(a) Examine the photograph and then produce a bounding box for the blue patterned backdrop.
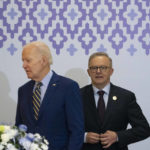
[0,0,150,56]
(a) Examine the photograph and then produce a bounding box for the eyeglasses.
[89,66,110,73]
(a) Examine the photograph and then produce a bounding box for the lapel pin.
[52,83,56,86]
[112,96,117,101]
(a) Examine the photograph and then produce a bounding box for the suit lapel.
[24,81,36,123]
[102,83,117,127]
[87,85,101,127]
[38,72,59,119]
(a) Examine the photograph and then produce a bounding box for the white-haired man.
[15,41,84,150]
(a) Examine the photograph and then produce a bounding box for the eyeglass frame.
[89,65,111,73]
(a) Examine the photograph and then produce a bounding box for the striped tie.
[32,82,42,120]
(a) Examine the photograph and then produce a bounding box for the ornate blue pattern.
[0,0,150,56]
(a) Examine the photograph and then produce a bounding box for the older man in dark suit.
[81,52,150,150]
[15,41,84,150]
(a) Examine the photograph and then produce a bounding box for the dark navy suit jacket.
[15,71,84,150]
[81,83,150,150]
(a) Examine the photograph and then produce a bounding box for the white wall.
[0,45,150,149]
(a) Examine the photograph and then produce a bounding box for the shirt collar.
[39,70,53,87]
[92,83,111,95]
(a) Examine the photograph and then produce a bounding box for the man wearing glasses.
[81,52,150,150]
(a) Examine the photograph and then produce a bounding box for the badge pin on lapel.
[52,83,56,86]
[112,96,117,101]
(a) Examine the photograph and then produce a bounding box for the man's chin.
[93,80,106,85]
[26,74,32,79]
[95,78,104,83]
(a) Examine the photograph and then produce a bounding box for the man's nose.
[22,61,26,68]
[97,67,102,73]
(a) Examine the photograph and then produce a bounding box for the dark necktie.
[97,90,105,123]
[32,82,42,120]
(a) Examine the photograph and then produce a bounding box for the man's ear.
[41,55,48,65]
[110,68,114,76]
[87,68,90,76]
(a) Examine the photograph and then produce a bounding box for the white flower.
[0,141,7,146]
[4,125,11,131]
[34,133,41,139]
[1,133,10,143]
[7,129,18,139]
[30,143,40,150]
[0,145,4,150]
[44,139,49,145]
[41,144,49,150]
[6,143,18,150]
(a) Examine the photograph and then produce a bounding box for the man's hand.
[100,130,118,148]
[86,132,100,144]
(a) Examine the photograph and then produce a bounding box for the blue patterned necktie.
[32,82,42,120]
[97,90,105,123]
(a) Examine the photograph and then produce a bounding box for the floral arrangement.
[0,124,49,150]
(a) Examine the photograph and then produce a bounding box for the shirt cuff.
[84,132,87,143]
